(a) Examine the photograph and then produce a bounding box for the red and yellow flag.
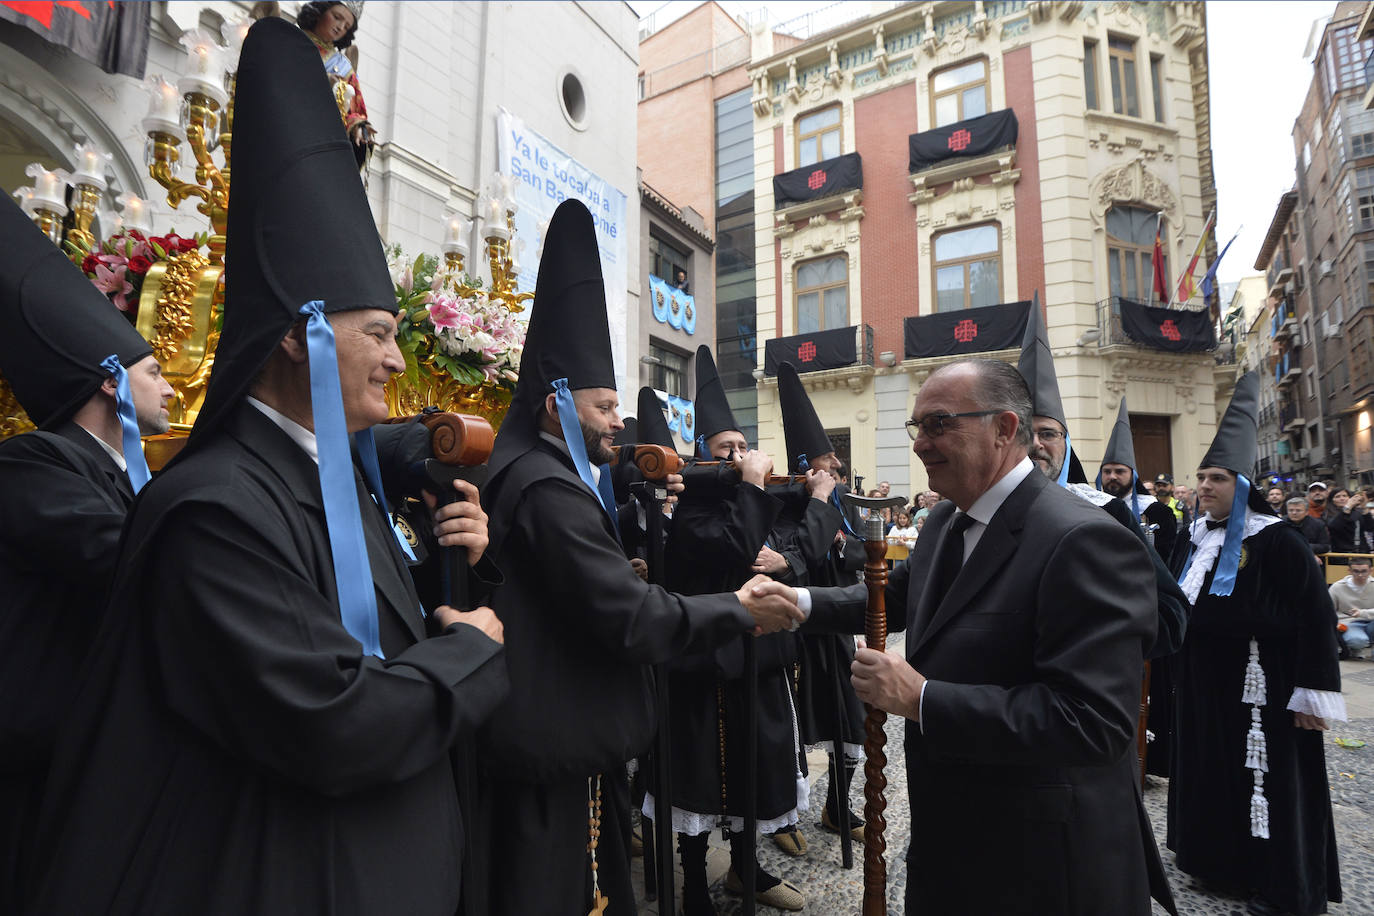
[1174,212,1215,304]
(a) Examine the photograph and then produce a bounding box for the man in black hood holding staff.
[476,199,802,916]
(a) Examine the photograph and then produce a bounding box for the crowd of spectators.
[1260,480,1374,660]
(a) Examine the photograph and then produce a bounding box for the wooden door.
[1130,414,1174,481]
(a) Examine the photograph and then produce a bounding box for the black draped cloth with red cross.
[773,152,863,209]
[763,326,857,375]
[1118,298,1215,352]
[904,300,1031,359]
[908,109,1018,173]
[0,1,150,77]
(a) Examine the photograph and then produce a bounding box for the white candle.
[142,75,186,139]
[117,192,151,235]
[222,17,251,64]
[441,215,471,257]
[23,162,70,212]
[484,197,510,240]
[72,143,110,189]
[177,30,229,107]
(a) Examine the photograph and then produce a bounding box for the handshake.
[733,577,803,635]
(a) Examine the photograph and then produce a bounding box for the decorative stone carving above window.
[1088,157,1178,229]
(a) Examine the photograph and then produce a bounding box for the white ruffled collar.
[1178,509,1281,605]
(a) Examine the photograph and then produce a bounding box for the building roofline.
[639,179,715,249]
[1253,190,1298,270]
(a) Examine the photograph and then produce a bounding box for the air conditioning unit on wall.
[1320,259,1335,278]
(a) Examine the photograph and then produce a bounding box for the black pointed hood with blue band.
[0,193,153,490]
[692,345,738,456]
[193,16,395,445]
[777,360,832,475]
[636,386,676,450]
[487,199,619,529]
[1180,371,1271,597]
[1095,396,1143,521]
[195,17,398,657]
[1017,290,1079,487]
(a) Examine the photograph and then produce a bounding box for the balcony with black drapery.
[1097,296,1216,353]
[763,324,874,376]
[773,152,863,209]
[903,299,1031,360]
[908,109,1018,174]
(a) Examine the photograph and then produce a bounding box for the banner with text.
[497,107,630,401]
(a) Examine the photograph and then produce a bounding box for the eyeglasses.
[905,410,999,440]
[1031,427,1065,442]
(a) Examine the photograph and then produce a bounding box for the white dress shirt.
[248,396,319,464]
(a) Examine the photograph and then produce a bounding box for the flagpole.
[1168,209,1214,308]
[1152,210,1165,306]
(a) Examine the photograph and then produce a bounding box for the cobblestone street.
[634,654,1374,915]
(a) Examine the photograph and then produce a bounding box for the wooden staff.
[841,491,907,916]
[623,459,676,907]
[395,412,495,916]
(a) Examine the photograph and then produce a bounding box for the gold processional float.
[3,22,530,466]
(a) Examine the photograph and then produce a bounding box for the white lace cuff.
[1286,688,1348,722]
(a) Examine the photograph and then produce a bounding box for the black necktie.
[1205,517,1228,531]
[930,512,976,603]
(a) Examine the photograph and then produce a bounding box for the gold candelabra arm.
[65,182,103,256]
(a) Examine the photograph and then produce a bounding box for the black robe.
[771,490,867,750]
[477,438,755,915]
[1167,520,1342,915]
[28,404,509,915]
[0,423,133,912]
[657,477,801,825]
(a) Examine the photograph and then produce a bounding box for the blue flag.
[1200,231,1237,300]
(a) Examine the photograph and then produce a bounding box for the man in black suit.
[752,358,1172,915]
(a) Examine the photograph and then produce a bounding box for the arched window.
[931,58,988,127]
[1106,205,1166,301]
[933,224,1001,311]
[795,255,848,332]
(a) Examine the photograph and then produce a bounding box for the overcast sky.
[631,0,1339,285]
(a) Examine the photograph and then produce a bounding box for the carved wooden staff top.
[842,491,906,916]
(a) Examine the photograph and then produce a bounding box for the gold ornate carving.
[384,377,514,433]
[0,376,35,438]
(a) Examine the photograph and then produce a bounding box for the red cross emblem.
[948,129,972,152]
[798,341,817,362]
[1160,319,1181,342]
[953,319,979,343]
[807,169,827,190]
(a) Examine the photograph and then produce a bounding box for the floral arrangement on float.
[73,229,208,315]
[381,174,533,430]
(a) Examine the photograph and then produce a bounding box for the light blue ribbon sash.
[99,354,151,493]
[1056,433,1072,488]
[300,301,383,658]
[1208,474,1250,597]
[551,377,618,533]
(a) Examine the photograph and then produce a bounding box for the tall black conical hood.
[777,361,832,474]
[637,386,675,449]
[489,198,617,479]
[1017,290,1065,426]
[1100,397,1137,471]
[612,417,638,446]
[693,345,738,443]
[0,193,151,428]
[191,16,394,444]
[1201,371,1259,477]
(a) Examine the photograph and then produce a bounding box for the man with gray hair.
[752,357,1173,914]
